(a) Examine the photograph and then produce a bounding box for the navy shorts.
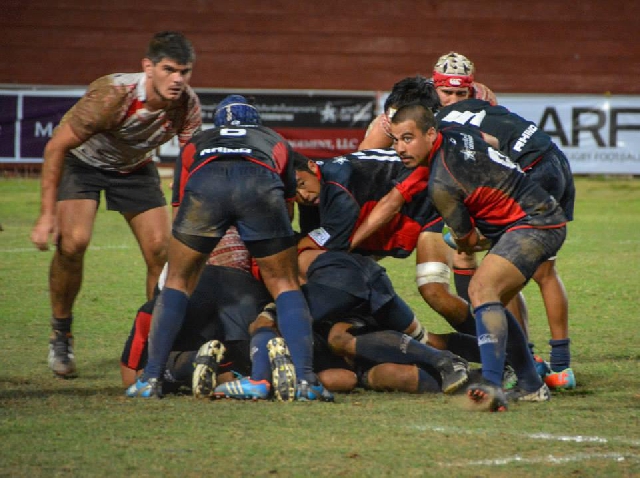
[527,145,575,221]
[490,226,567,280]
[57,153,166,213]
[173,160,295,255]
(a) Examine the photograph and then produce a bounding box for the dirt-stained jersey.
[436,98,553,170]
[302,148,441,257]
[426,128,567,241]
[172,124,296,206]
[61,72,201,172]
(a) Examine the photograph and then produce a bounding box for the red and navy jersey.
[436,99,553,170]
[426,128,567,241]
[303,148,441,258]
[172,125,295,206]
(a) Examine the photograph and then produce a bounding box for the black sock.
[453,268,474,303]
[452,307,477,336]
[355,330,449,369]
[444,332,481,363]
[51,316,73,335]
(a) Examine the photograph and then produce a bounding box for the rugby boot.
[438,354,470,395]
[466,379,508,412]
[506,382,551,402]
[126,378,163,399]
[192,340,226,399]
[533,354,551,378]
[48,330,77,379]
[544,368,576,390]
[267,337,296,402]
[213,377,270,400]
[295,379,334,402]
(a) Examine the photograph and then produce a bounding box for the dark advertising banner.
[1,89,375,163]
[157,92,374,161]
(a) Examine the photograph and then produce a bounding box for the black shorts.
[526,145,575,221]
[173,160,295,256]
[57,153,166,213]
[490,226,567,280]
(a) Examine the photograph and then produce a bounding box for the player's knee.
[57,231,91,258]
[365,364,419,393]
[327,327,356,357]
[317,368,357,392]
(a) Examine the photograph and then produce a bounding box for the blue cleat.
[267,337,296,402]
[213,377,271,400]
[295,379,334,402]
[125,378,162,399]
[533,354,551,378]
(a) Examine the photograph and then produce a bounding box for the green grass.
[1,177,639,477]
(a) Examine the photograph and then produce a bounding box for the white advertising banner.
[498,94,640,175]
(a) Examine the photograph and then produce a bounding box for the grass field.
[1,176,639,477]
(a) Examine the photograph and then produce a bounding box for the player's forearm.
[39,148,67,216]
[350,189,404,248]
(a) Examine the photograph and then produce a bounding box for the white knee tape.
[416,262,451,287]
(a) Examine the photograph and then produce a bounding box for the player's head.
[432,51,475,106]
[292,152,321,206]
[384,75,441,116]
[389,104,437,168]
[146,31,195,66]
[143,31,195,102]
[213,95,262,127]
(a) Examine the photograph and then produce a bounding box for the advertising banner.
[2,87,639,174]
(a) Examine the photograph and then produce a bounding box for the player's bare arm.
[349,187,405,250]
[31,122,84,250]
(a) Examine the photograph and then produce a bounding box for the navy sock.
[474,302,508,386]
[355,330,449,370]
[143,288,189,381]
[417,368,441,394]
[373,295,415,332]
[453,268,474,303]
[250,327,278,381]
[504,309,542,391]
[549,338,571,372]
[275,290,314,382]
[445,332,481,363]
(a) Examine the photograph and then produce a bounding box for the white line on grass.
[0,245,133,253]
[441,452,637,467]
[412,424,640,447]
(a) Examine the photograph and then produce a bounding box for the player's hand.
[31,214,58,251]
[455,228,491,254]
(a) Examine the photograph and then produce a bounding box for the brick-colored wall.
[2,0,639,94]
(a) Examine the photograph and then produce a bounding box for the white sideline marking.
[0,245,133,253]
[442,452,636,467]
[412,425,640,447]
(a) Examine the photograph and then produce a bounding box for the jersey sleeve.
[394,166,429,202]
[61,76,128,141]
[171,141,197,206]
[177,92,203,148]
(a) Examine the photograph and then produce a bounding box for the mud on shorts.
[172,160,295,257]
[57,153,166,213]
[489,226,567,280]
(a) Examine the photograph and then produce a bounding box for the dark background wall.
[2,0,639,94]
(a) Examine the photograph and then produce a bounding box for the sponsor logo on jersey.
[200,147,253,156]
[513,124,538,152]
[308,227,331,246]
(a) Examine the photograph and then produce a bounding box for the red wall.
[2,0,639,94]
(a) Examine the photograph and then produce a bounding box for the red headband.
[432,71,474,89]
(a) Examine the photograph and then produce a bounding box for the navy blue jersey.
[436,99,553,170]
[426,129,567,242]
[172,125,296,206]
[303,149,441,258]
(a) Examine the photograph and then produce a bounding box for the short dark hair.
[146,31,195,65]
[384,75,441,114]
[292,151,313,172]
[391,104,436,133]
